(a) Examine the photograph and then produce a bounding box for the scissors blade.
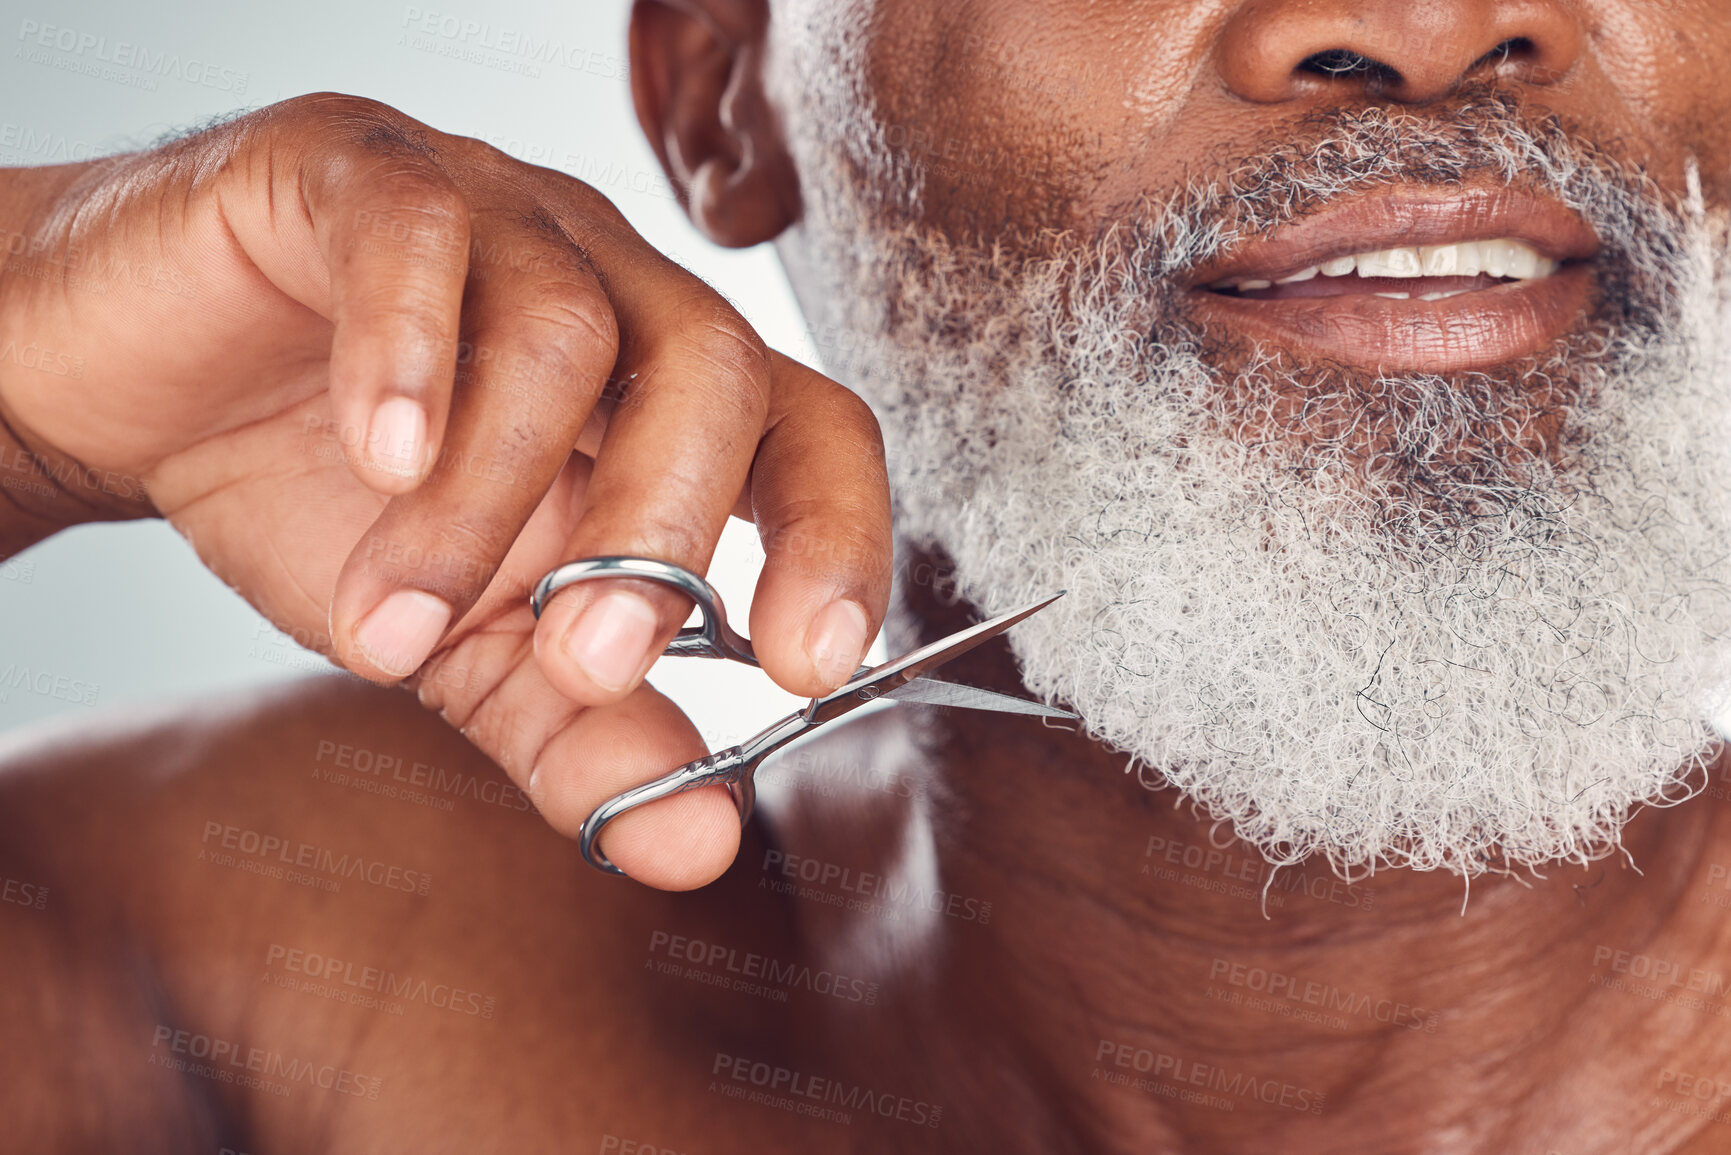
[880,677,1078,720]
[805,590,1067,727]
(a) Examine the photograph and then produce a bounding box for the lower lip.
[1189,264,1595,372]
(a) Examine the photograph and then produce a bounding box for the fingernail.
[367,396,427,478]
[807,599,870,688]
[562,589,659,693]
[354,589,452,678]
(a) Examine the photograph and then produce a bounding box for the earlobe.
[691,154,794,247]
[630,0,800,248]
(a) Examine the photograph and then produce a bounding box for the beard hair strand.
[779,86,1731,878]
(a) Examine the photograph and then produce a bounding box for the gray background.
[0,0,850,750]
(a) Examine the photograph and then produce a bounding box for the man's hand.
[0,93,892,889]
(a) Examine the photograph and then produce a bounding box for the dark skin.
[8,613,1731,1152]
[6,0,1731,1151]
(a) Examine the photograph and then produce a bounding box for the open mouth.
[1208,239,1560,300]
[1187,188,1601,372]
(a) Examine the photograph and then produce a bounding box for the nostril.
[1296,49,1402,87]
[1477,36,1537,69]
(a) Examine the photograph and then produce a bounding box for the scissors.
[531,556,1075,875]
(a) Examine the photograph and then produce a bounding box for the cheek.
[857,2,1227,237]
[1579,4,1731,206]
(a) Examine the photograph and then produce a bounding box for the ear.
[629,0,800,247]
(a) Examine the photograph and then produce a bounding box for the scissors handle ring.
[577,746,759,875]
[531,556,758,666]
[535,557,1070,879]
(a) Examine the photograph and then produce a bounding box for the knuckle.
[674,305,773,407]
[343,177,469,263]
[594,505,714,569]
[762,503,884,572]
[557,177,632,233]
[534,274,620,354]
[415,522,505,599]
[444,132,513,171]
[365,171,467,227]
[434,512,503,559]
[825,386,887,445]
[299,93,444,167]
[342,282,455,343]
[645,509,714,564]
[286,91,394,124]
[510,275,621,390]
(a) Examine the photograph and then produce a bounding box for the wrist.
[0,163,154,560]
[0,396,157,561]
[0,405,85,559]
[0,162,89,272]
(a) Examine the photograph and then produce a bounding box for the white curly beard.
[773,74,1731,876]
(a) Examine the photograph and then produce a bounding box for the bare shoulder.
[0,676,813,1153]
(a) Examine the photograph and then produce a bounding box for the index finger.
[529,241,776,701]
[242,96,472,494]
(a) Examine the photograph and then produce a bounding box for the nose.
[1216,0,1584,105]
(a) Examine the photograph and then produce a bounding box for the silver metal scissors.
[531,556,1075,875]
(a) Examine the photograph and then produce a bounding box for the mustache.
[1129,85,1687,325]
[964,89,1712,543]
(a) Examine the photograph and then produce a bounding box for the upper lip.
[1184,183,1602,288]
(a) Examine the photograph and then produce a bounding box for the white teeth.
[1219,238,1561,292]
[1355,248,1423,278]
[1483,240,1512,278]
[1505,244,1539,279]
[1419,245,1459,276]
[1374,291,1410,300]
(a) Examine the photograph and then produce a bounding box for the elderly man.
[3,0,1730,1150]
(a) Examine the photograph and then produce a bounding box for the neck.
[866,541,1727,1154]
